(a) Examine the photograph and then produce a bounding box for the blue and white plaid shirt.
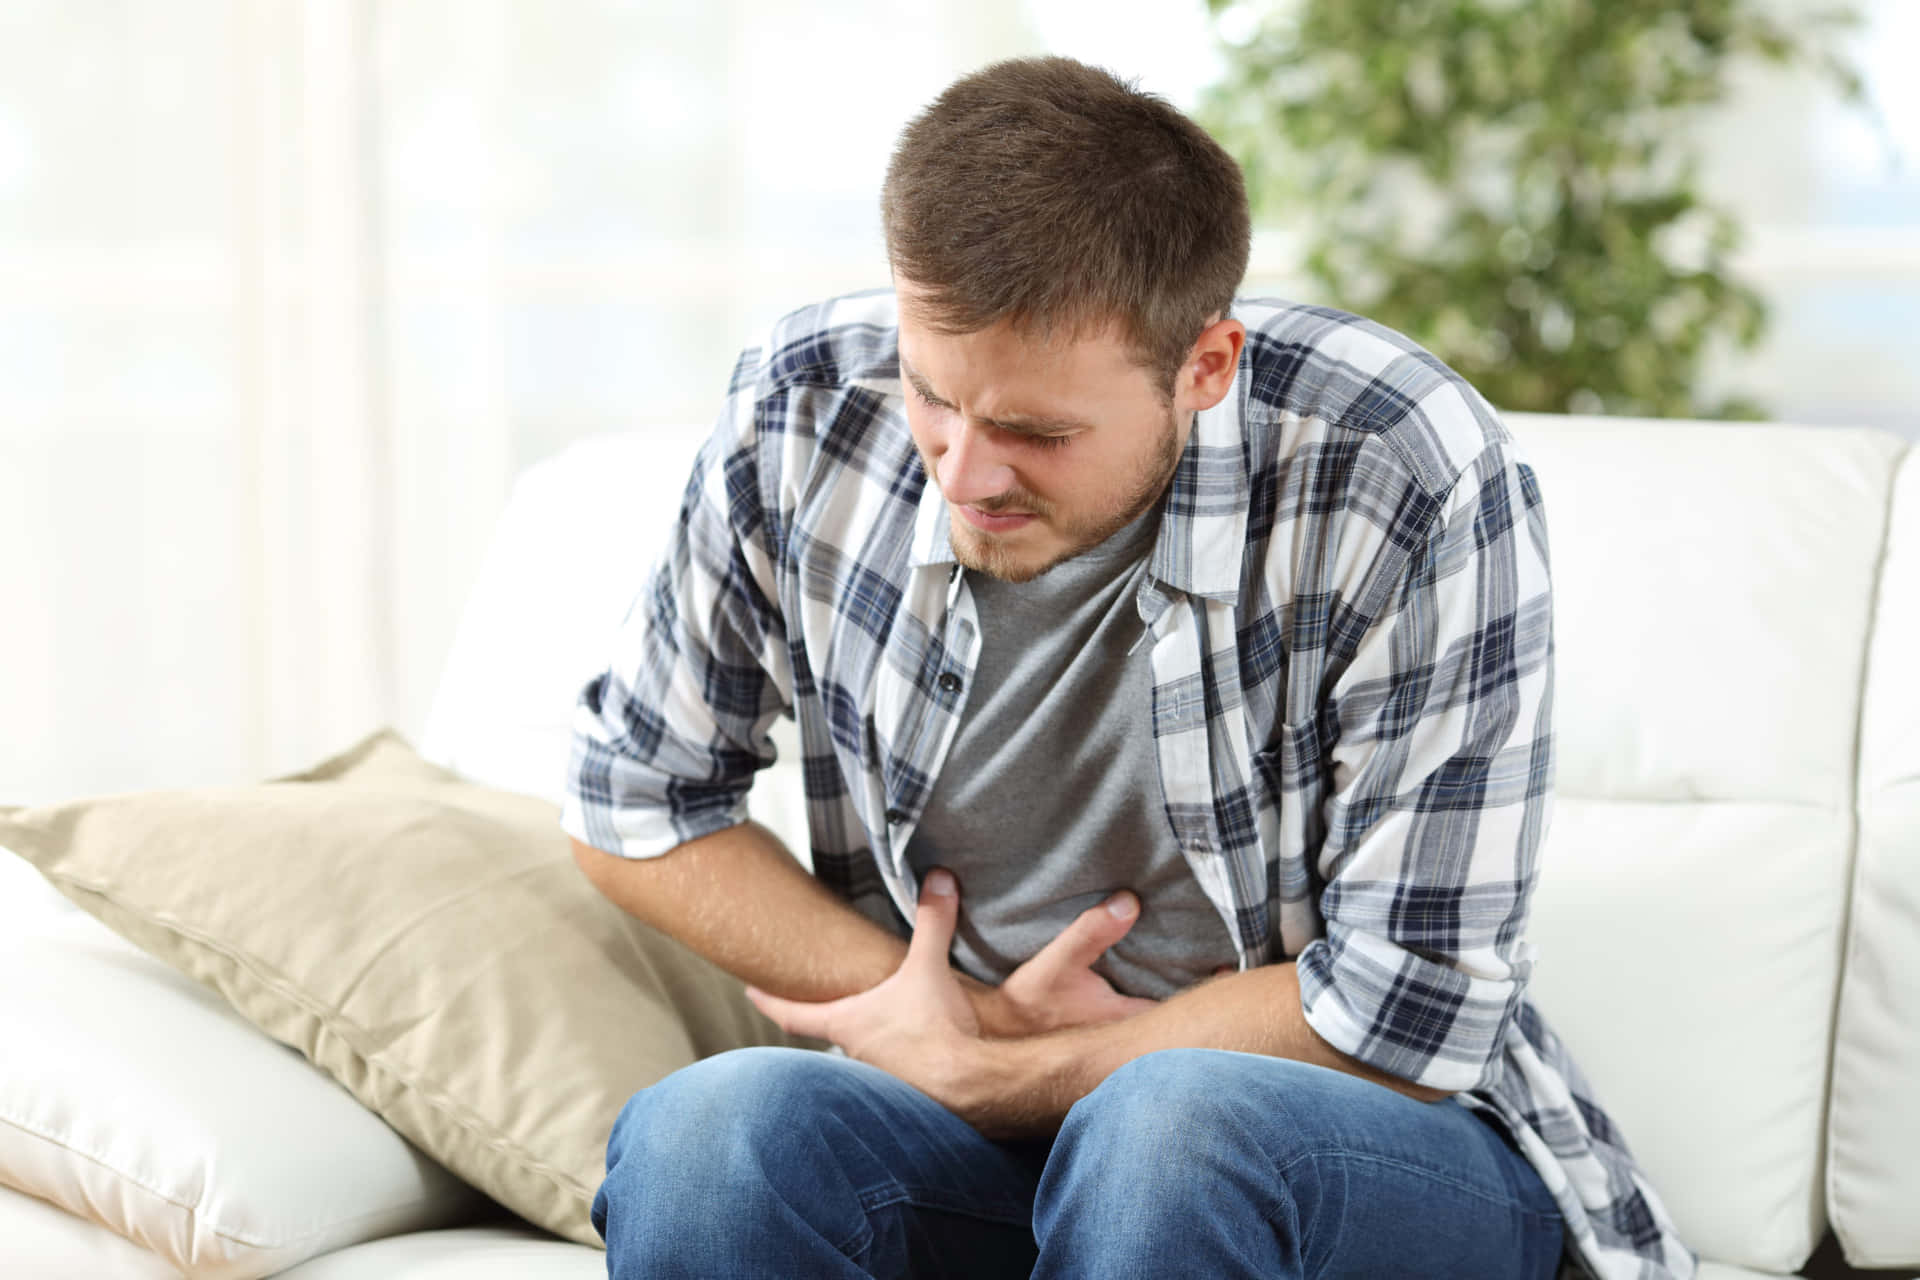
[562,289,1696,1280]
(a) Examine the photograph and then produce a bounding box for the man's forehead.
[898,310,1132,375]
[896,347,1092,434]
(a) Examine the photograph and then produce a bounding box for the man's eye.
[912,384,946,409]
[1028,433,1072,451]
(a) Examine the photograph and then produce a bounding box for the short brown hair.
[881,56,1251,398]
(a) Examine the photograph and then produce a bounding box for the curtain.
[0,0,1039,801]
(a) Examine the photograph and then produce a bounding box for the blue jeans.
[593,1045,1566,1278]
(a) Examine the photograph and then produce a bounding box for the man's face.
[896,279,1191,584]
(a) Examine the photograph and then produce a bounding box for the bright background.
[2,0,1915,801]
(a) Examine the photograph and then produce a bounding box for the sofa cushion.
[1525,799,1845,1270]
[0,1182,182,1280]
[1506,415,1907,1273]
[0,728,819,1251]
[0,900,488,1278]
[1829,440,1920,1269]
[273,1224,605,1279]
[1506,415,1905,810]
[1693,1266,1821,1280]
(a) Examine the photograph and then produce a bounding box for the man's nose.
[935,418,1015,507]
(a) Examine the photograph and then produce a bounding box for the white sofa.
[3,409,1916,1280]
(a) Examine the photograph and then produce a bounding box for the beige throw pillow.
[0,727,820,1248]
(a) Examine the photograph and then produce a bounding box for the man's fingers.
[1025,891,1140,979]
[907,868,961,973]
[745,985,835,1041]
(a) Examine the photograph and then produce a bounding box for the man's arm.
[573,824,1149,1037]
[571,822,908,1003]
[746,873,1448,1141]
[562,351,1156,1037]
[560,351,936,1014]
[951,962,1450,1139]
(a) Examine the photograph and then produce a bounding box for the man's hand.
[746,869,1439,1137]
[968,891,1159,1037]
[745,868,985,1112]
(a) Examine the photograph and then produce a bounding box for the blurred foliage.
[1199,0,1869,418]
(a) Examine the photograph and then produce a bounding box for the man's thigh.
[1034,1048,1565,1280]
[601,1045,1563,1278]
[597,1046,1049,1278]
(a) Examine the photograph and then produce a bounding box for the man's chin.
[950,521,1062,584]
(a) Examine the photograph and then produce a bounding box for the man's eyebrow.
[898,359,949,404]
[897,355,1089,436]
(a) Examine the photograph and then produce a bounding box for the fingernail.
[1107,892,1137,920]
[925,870,956,898]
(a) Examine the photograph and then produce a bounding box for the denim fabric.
[593,1046,1566,1279]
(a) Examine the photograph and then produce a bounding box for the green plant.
[1199,0,1868,418]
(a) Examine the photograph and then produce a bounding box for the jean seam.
[830,1215,875,1264]
[1276,1148,1565,1223]
[857,1181,1035,1229]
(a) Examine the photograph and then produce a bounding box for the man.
[563,55,1694,1280]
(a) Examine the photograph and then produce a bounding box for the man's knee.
[598,1047,841,1233]
[1041,1050,1329,1210]
[605,1045,836,1176]
[1060,1048,1379,1152]
[599,1043,840,1205]
[595,1046,866,1270]
[1057,1048,1271,1149]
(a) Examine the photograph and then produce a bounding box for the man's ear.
[1182,316,1246,412]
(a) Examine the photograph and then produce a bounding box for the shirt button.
[938,671,963,694]
[885,808,907,825]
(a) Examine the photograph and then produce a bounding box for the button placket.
[880,569,978,889]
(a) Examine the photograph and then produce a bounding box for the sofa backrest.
[422,412,1918,1274]
[1504,413,1911,1274]
[1829,441,1920,1270]
[418,426,709,808]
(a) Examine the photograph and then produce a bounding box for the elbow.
[569,836,616,889]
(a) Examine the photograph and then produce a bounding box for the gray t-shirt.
[905,508,1241,1000]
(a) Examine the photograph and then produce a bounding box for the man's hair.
[881,56,1251,399]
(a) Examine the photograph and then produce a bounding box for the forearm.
[572,820,908,1002]
[575,821,1031,1034]
[960,961,1450,1138]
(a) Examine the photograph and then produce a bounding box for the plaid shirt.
[562,289,1696,1280]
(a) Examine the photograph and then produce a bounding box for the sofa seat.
[0,1184,1805,1280]
[284,1230,1798,1280]
[0,1193,604,1280]
[273,1226,603,1278]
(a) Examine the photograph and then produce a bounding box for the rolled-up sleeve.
[560,356,794,861]
[1295,438,1555,1095]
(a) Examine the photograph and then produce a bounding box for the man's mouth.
[957,503,1037,533]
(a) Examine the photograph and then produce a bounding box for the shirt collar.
[909,457,957,570]
[1146,362,1249,603]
